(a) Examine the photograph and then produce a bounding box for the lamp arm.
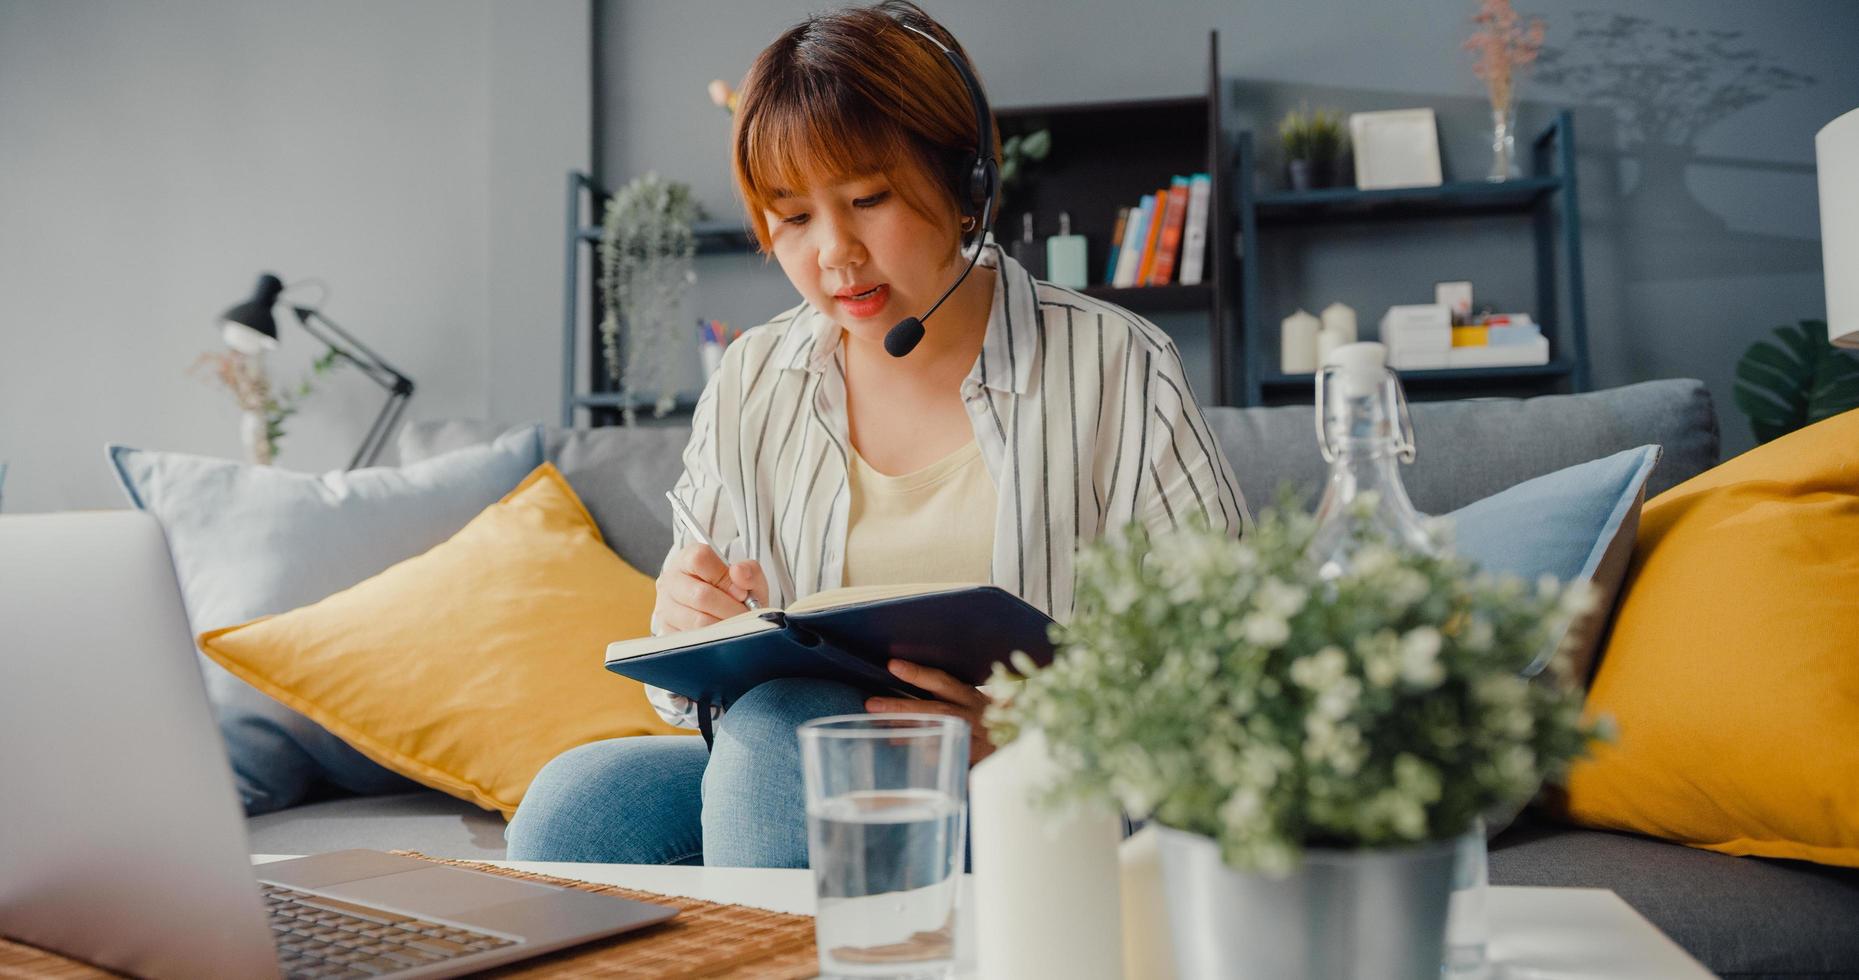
[287,307,417,469]
[291,307,415,395]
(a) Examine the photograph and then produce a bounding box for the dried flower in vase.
[191,349,338,465]
[1464,0,1546,113]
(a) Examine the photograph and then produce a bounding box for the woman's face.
[762,167,964,342]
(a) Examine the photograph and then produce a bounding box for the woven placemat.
[0,851,818,980]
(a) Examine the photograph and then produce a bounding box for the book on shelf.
[1112,194,1154,287]
[1148,176,1192,286]
[1178,173,1212,286]
[604,583,1058,721]
[1134,185,1169,286]
[1102,206,1131,285]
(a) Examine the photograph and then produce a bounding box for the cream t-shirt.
[843,438,997,588]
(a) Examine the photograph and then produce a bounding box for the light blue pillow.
[107,426,544,815]
[1445,444,1662,681]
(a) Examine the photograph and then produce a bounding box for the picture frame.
[1350,108,1444,190]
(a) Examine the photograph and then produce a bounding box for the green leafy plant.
[1278,106,1347,162]
[987,502,1605,875]
[1734,319,1859,444]
[191,348,339,464]
[599,173,704,423]
[1000,128,1051,190]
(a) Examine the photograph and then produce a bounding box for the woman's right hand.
[654,544,768,633]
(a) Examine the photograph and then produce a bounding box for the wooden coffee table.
[254,856,1711,978]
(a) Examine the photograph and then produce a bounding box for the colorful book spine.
[1112,195,1154,288]
[1102,206,1131,285]
[1148,177,1192,286]
[1178,173,1212,286]
[1134,185,1170,286]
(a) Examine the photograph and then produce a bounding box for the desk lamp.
[218,273,415,469]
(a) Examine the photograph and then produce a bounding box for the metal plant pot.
[1154,824,1458,980]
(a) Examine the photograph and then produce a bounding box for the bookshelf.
[563,31,1235,425]
[1234,111,1591,406]
[992,30,1233,403]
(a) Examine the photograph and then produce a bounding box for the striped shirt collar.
[773,243,1040,395]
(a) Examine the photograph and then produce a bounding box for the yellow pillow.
[199,463,690,819]
[1559,409,1859,866]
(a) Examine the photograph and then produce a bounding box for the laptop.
[0,511,678,979]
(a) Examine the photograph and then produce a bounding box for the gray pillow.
[107,426,544,815]
[399,421,689,575]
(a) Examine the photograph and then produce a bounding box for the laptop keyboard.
[261,881,517,978]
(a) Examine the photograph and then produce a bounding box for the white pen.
[665,490,762,610]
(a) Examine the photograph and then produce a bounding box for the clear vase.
[240,410,274,466]
[1487,103,1520,182]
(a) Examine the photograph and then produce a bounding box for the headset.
[884,21,999,358]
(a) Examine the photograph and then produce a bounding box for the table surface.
[253,855,1712,979]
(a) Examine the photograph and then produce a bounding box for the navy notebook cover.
[604,585,1057,712]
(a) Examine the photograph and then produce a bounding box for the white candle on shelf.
[1318,301,1358,366]
[1281,309,1320,374]
[971,730,1124,980]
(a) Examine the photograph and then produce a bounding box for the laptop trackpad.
[324,867,560,918]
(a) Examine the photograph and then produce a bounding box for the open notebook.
[604,583,1057,719]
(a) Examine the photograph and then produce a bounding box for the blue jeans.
[506,678,868,868]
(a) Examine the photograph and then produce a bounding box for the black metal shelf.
[1235,111,1590,406]
[1254,176,1563,224]
[1080,283,1214,313]
[1259,359,1574,390]
[576,219,755,256]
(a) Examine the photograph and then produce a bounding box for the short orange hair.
[731,1,1001,253]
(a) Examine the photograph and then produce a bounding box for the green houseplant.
[1734,319,1859,444]
[988,503,1605,977]
[598,172,703,424]
[1279,107,1347,191]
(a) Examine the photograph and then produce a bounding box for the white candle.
[1120,826,1178,980]
[971,730,1123,980]
[1321,301,1359,344]
[1281,309,1320,374]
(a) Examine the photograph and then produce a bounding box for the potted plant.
[988,504,1605,979]
[1734,318,1859,444]
[1279,107,1346,191]
[598,172,703,424]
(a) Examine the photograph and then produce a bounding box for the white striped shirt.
[647,245,1247,728]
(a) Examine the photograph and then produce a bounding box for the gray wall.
[596,0,1859,455]
[0,0,588,513]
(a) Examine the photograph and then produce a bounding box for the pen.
[665,490,762,610]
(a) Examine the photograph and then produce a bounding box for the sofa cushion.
[399,421,687,576]
[1448,445,1660,682]
[1491,815,1859,979]
[108,427,544,815]
[200,464,692,819]
[1202,379,1718,514]
[399,381,1720,592]
[1560,407,1859,869]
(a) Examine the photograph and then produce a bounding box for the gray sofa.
[245,379,1859,979]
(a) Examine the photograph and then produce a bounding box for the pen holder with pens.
[698,319,730,380]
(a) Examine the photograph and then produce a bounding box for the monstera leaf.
[1734,319,1859,444]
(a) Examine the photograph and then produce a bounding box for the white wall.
[0,0,588,513]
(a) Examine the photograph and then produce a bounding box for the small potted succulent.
[988,502,1606,979]
[1279,106,1348,191]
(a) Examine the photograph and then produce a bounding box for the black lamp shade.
[219,273,285,352]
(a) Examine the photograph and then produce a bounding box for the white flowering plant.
[986,502,1607,875]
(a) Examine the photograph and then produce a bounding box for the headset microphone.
[884,23,998,359]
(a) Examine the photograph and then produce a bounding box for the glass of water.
[799,714,968,980]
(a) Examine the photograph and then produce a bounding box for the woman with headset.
[508,0,1245,868]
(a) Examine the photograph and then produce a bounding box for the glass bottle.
[1307,342,1489,977]
[1307,342,1433,579]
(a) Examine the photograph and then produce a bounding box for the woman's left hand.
[866,660,996,766]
